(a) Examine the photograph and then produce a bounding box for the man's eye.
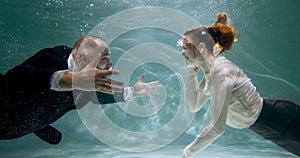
[100,58,108,63]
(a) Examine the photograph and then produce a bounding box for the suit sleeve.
[4,46,71,90]
[94,91,125,104]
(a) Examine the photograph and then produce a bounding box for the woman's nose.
[181,51,185,56]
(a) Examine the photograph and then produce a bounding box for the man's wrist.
[59,71,73,90]
[50,70,71,91]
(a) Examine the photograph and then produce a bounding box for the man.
[0,35,160,144]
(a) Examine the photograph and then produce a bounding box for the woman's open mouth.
[183,55,189,61]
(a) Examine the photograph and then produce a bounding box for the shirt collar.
[67,51,78,72]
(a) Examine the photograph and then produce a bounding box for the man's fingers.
[151,85,163,89]
[96,87,114,94]
[110,87,123,93]
[138,74,145,83]
[95,69,120,77]
[95,79,123,91]
[95,77,124,87]
[110,79,124,87]
[95,83,123,93]
[146,81,161,86]
[146,90,162,98]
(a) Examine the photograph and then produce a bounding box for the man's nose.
[107,59,113,67]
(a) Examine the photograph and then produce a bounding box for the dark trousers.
[250,99,300,156]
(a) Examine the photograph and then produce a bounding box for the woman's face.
[180,37,202,65]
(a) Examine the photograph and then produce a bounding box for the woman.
[180,13,300,157]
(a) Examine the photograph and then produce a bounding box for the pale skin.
[181,36,214,110]
[59,53,124,94]
[181,36,235,158]
[181,36,213,73]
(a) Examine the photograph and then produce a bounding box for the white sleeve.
[183,76,234,158]
[186,67,210,112]
[123,87,134,101]
[50,70,68,91]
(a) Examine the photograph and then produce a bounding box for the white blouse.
[183,56,263,158]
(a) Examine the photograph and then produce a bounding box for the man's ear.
[75,53,89,66]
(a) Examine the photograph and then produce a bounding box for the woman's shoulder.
[212,57,238,76]
[211,56,251,85]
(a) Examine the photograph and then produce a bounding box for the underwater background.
[0,0,299,157]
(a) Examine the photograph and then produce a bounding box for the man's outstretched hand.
[132,75,162,97]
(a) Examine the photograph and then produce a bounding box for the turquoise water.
[0,0,299,157]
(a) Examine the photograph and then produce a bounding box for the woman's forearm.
[186,67,209,112]
[186,67,200,112]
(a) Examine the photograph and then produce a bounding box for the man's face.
[75,39,113,70]
[96,47,112,70]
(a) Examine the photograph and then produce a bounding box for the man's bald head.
[71,35,111,70]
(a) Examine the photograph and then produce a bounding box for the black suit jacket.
[0,46,124,143]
